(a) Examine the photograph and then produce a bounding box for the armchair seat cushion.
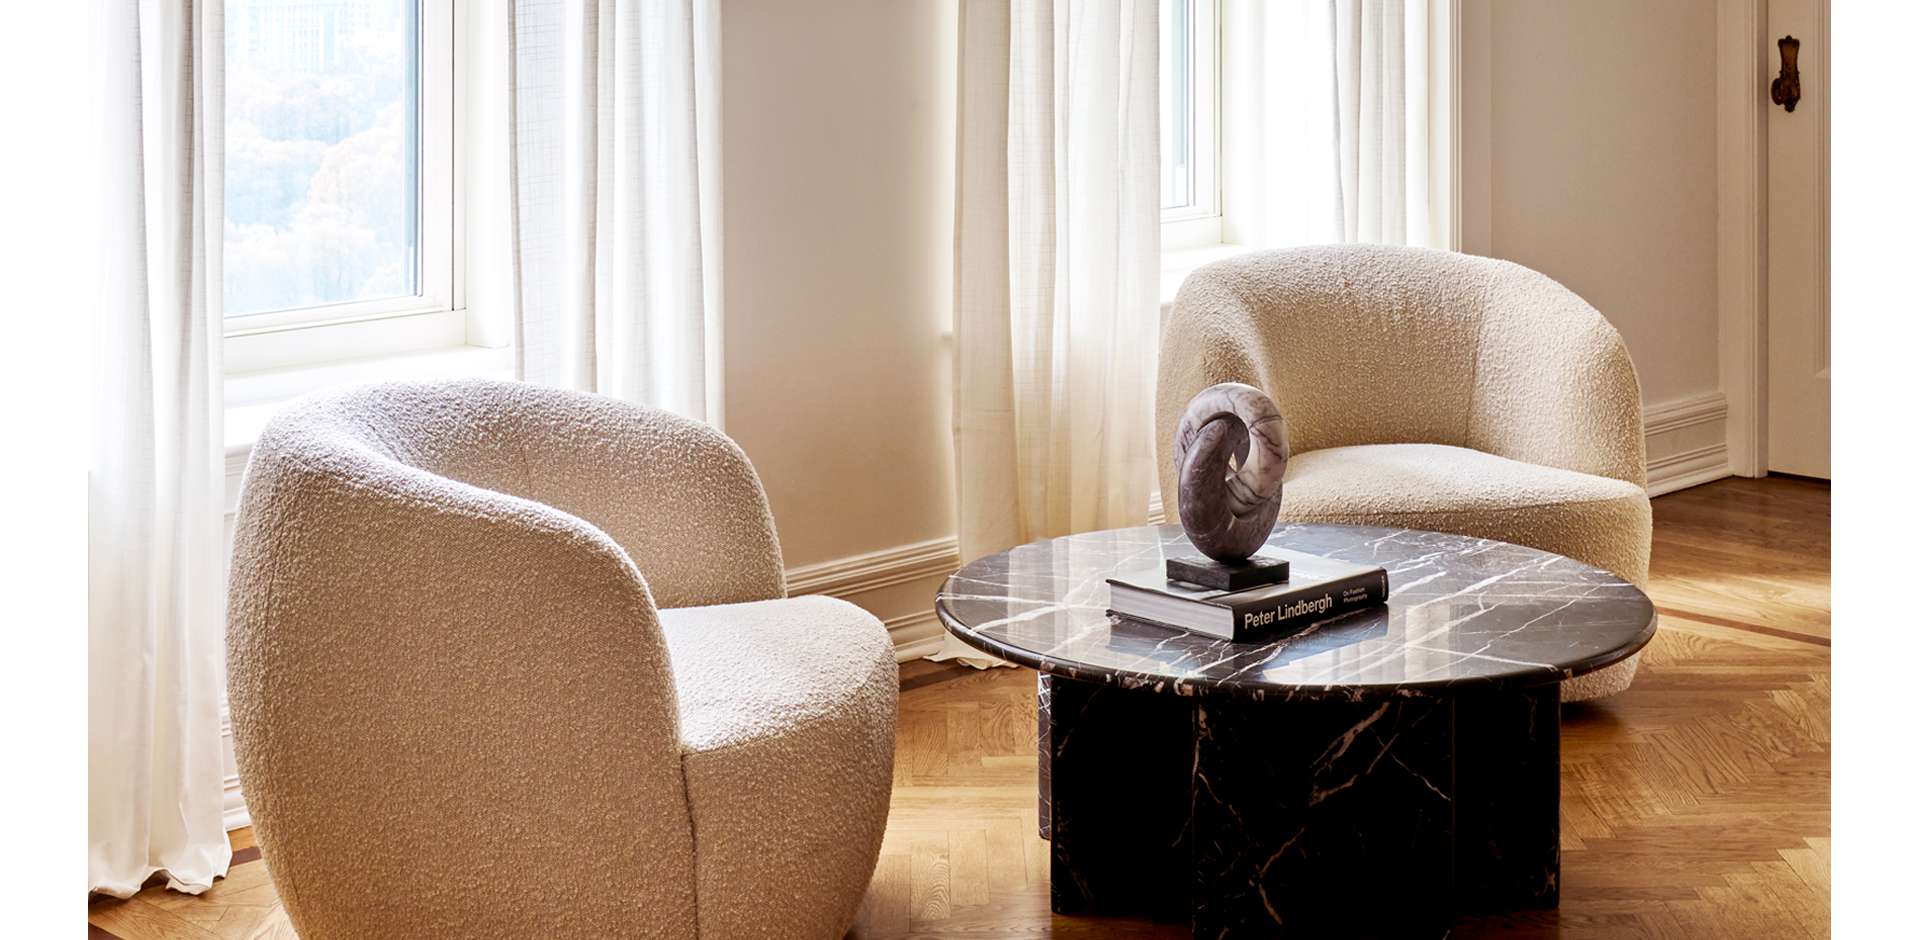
[1281,443,1652,588]
[1279,443,1654,702]
[661,596,898,939]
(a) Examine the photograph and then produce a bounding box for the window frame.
[223,0,468,376]
[1161,0,1222,252]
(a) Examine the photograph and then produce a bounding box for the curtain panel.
[507,0,723,420]
[89,0,234,898]
[952,0,1162,568]
[1222,0,1443,249]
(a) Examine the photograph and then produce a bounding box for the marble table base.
[1037,673,1559,937]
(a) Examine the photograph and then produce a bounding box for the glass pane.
[224,0,421,317]
[1160,0,1194,211]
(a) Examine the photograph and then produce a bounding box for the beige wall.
[1461,0,1722,406]
[721,0,960,576]
[721,0,1730,635]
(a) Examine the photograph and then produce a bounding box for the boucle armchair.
[226,379,897,938]
[1159,245,1653,700]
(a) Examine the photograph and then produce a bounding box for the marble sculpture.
[1171,382,1290,563]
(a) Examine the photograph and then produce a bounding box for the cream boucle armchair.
[226,379,897,939]
[1159,245,1653,700]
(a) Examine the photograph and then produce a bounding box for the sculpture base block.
[1165,553,1290,591]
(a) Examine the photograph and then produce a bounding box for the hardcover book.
[1106,548,1389,641]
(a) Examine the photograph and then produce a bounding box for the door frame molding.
[1717,0,1770,477]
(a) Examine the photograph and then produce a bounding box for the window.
[1159,0,1220,250]
[224,0,461,374]
[1160,0,1458,267]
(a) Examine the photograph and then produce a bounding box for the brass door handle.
[1772,35,1802,112]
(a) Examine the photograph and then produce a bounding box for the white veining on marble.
[935,523,1656,698]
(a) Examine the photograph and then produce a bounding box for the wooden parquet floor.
[89,476,1829,939]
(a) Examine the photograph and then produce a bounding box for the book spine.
[1226,570,1389,639]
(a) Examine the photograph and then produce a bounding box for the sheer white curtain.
[507,0,722,420]
[90,0,233,898]
[1222,0,1446,248]
[952,0,1161,573]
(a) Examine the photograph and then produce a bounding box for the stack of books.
[1106,548,1389,642]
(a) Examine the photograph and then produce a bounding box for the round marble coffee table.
[935,523,1655,938]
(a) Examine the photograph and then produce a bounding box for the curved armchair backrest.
[226,380,780,938]
[1157,245,1646,503]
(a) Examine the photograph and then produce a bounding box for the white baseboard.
[1644,390,1729,437]
[784,536,959,598]
[219,705,251,831]
[223,778,251,832]
[886,609,948,662]
[1647,442,1733,497]
[783,538,960,663]
[1643,391,1734,496]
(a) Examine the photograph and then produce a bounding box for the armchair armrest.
[1467,264,1648,488]
[517,388,788,608]
[226,440,700,935]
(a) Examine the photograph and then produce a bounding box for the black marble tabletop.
[935,523,1656,700]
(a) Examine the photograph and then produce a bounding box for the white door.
[1765,0,1830,478]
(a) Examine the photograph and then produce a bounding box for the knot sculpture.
[1172,382,1290,563]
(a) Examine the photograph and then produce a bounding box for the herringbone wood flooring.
[89,476,1829,939]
